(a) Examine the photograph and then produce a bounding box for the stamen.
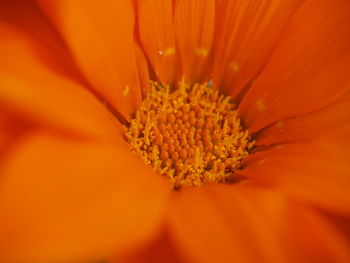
[125,80,255,189]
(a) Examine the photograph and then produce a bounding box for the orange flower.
[1,0,350,262]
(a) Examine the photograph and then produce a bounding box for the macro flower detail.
[125,81,254,188]
[0,0,350,263]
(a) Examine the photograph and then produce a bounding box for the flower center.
[125,80,254,189]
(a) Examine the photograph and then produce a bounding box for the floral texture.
[0,0,350,262]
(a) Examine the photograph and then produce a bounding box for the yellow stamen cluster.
[125,80,254,188]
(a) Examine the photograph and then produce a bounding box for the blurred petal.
[168,185,287,263]
[241,133,350,215]
[37,0,142,119]
[138,0,177,85]
[256,91,350,145]
[213,0,304,97]
[0,24,120,138]
[0,108,33,170]
[239,0,350,132]
[168,185,350,263]
[0,132,170,263]
[0,0,79,79]
[115,228,184,263]
[281,205,350,263]
[134,44,151,99]
[174,0,215,83]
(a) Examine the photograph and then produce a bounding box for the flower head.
[0,0,350,262]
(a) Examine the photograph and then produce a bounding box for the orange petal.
[240,134,350,215]
[0,108,34,172]
[115,227,184,263]
[168,185,288,263]
[326,213,350,248]
[213,0,304,97]
[280,205,350,263]
[37,0,142,119]
[238,0,350,132]
[0,0,80,80]
[137,0,177,86]
[256,91,350,145]
[0,132,170,263]
[0,24,120,139]
[168,185,350,263]
[134,44,151,99]
[174,0,215,83]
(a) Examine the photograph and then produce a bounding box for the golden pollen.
[125,80,254,189]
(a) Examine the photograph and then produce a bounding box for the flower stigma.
[124,80,255,189]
